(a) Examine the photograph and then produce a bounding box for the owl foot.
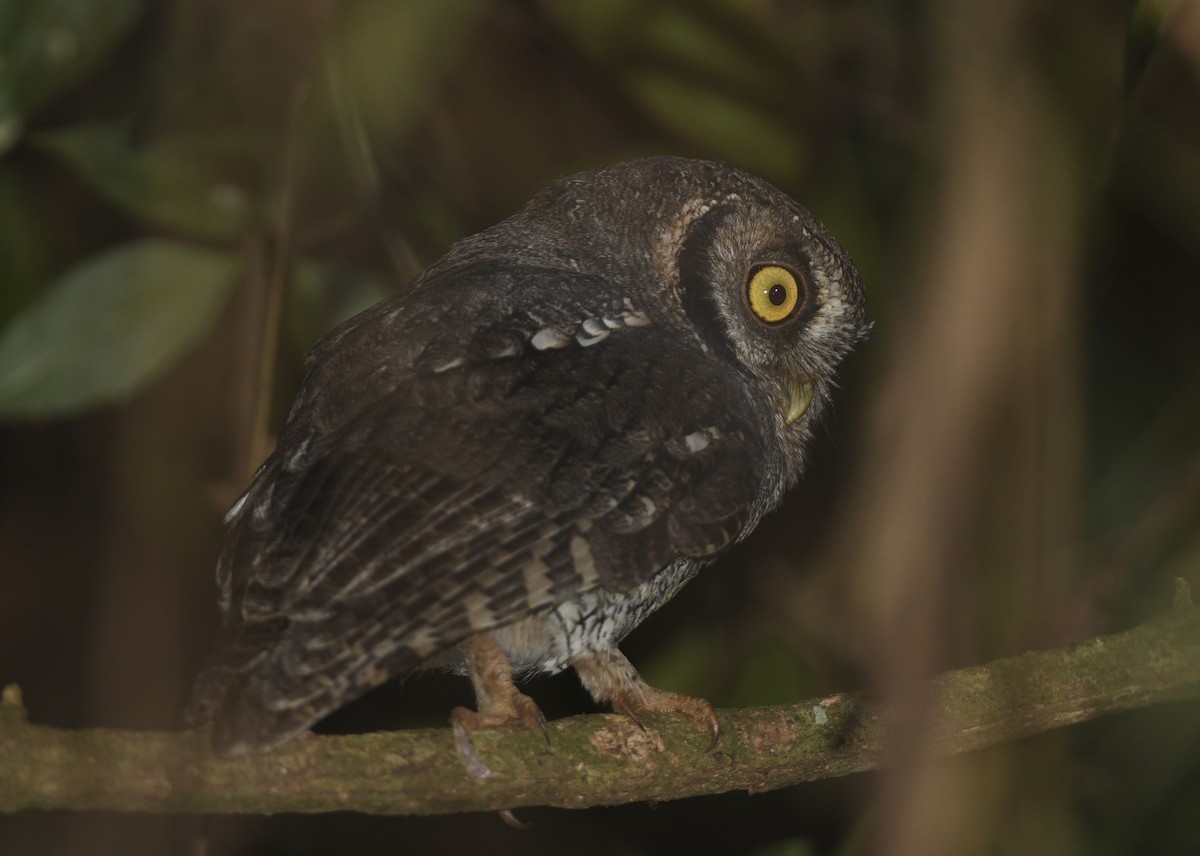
[450,699,546,779]
[451,632,549,779]
[572,648,720,749]
[612,685,721,750]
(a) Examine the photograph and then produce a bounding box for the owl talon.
[449,697,549,779]
[611,696,646,732]
[512,693,550,744]
[574,648,721,748]
[498,809,530,829]
[451,707,495,780]
[613,688,718,747]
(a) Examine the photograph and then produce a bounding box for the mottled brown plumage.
[187,157,867,763]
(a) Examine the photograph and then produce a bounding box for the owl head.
[432,156,869,475]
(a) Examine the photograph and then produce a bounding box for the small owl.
[188,157,867,770]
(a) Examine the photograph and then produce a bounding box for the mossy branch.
[3,586,1199,816]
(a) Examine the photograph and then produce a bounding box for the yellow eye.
[747,265,801,324]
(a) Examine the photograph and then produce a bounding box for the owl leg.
[450,631,548,779]
[572,648,720,749]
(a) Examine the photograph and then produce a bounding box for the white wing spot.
[487,340,522,359]
[684,431,710,453]
[576,328,610,347]
[531,327,571,350]
[431,356,465,373]
[618,298,651,326]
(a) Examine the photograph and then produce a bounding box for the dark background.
[2,1,1199,854]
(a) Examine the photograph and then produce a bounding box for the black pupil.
[768,283,788,306]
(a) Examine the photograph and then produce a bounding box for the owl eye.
[746,265,802,324]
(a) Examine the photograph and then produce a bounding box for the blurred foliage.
[0,0,142,151]
[0,0,1197,855]
[0,239,238,416]
[32,126,261,239]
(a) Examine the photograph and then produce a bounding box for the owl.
[187,156,867,774]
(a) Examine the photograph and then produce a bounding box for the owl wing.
[190,264,770,751]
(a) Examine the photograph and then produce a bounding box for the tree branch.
[3,587,1199,816]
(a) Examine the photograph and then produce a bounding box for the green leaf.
[33,126,259,239]
[0,239,240,419]
[0,0,143,153]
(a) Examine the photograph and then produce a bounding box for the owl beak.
[784,379,814,425]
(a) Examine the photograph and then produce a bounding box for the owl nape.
[187,156,867,778]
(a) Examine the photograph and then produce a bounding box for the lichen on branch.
[2,595,1199,816]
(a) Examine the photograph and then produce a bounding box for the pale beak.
[784,379,813,425]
